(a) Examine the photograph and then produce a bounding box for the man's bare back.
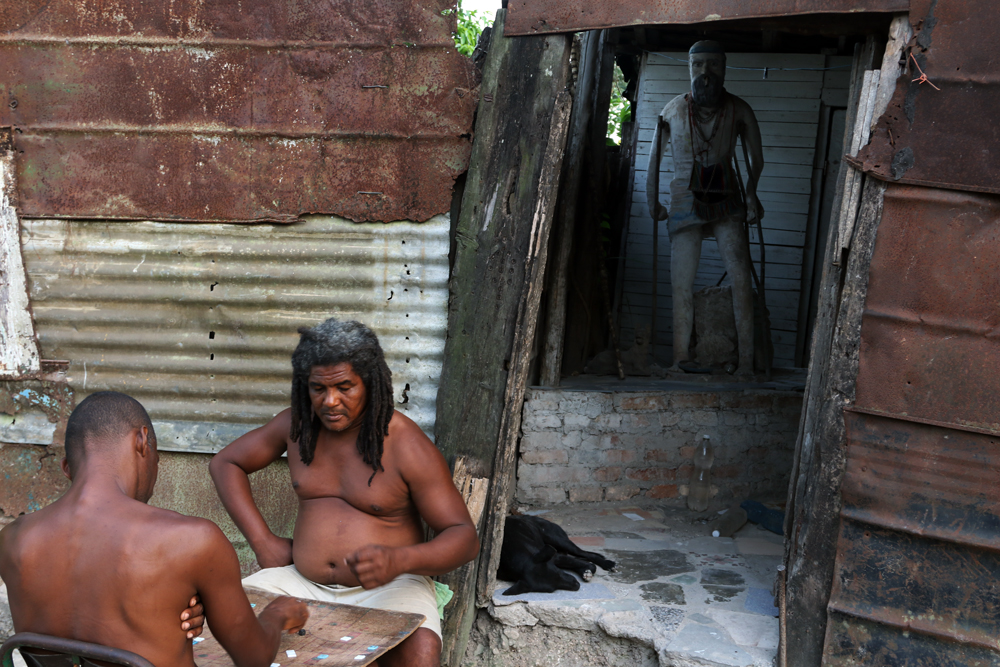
[0,392,308,667]
[211,319,479,667]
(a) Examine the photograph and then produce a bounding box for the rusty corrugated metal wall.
[20,215,451,452]
[0,0,475,223]
[504,0,908,35]
[819,1,1000,664]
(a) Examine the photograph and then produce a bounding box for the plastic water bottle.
[688,434,714,512]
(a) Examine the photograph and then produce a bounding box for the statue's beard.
[691,73,724,107]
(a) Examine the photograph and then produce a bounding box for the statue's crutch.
[733,139,772,378]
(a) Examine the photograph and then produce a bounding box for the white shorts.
[241,565,441,639]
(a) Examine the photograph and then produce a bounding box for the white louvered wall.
[620,52,851,367]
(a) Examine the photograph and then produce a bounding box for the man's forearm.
[210,458,279,548]
[396,524,480,577]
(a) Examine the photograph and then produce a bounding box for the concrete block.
[561,431,582,449]
[658,412,681,427]
[518,485,567,505]
[593,413,623,430]
[723,412,748,427]
[488,602,539,627]
[692,410,719,426]
[526,601,601,631]
[521,449,568,465]
[523,413,562,431]
[563,413,591,430]
[521,431,562,451]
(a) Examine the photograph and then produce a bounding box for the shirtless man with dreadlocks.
[210,318,478,667]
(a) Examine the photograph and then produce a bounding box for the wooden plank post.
[539,30,602,387]
[476,90,572,604]
[433,10,572,664]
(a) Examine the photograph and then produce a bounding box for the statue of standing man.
[646,41,764,375]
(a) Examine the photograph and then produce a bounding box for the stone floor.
[473,500,785,667]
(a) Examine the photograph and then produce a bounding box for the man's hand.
[259,596,310,635]
[655,202,670,222]
[346,545,403,589]
[254,535,293,570]
[181,596,206,639]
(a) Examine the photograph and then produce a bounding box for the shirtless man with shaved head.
[211,318,479,667]
[0,391,309,667]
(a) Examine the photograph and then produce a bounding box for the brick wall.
[516,388,802,507]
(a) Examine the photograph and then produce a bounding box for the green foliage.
[606,64,630,145]
[451,1,492,57]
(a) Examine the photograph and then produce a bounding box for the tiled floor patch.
[605,549,695,584]
[640,582,686,605]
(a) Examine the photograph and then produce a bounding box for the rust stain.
[826,180,1000,663]
[0,0,476,223]
[855,0,1000,195]
[504,0,907,35]
[855,185,1000,433]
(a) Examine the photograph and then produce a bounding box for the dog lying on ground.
[497,515,616,595]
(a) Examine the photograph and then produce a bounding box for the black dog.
[497,515,616,596]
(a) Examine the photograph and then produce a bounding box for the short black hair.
[289,318,393,484]
[65,392,155,473]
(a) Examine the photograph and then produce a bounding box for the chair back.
[1,633,154,667]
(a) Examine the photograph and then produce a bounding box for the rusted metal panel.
[855,0,1000,195]
[826,415,1000,663]
[0,0,476,223]
[504,0,907,36]
[824,180,1000,664]
[855,185,1000,434]
[20,215,451,453]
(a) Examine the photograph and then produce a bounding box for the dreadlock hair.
[290,318,394,485]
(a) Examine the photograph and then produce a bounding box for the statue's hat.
[689,40,725,55]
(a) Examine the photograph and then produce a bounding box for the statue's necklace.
[688,97,725,161]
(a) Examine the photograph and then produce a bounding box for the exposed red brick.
[625,467,677,482]
[645,450,673,463]
[594,466,622,482]
[670,393,721,409]
[720,393,772,410]
[618,395,670,412]
[647,484,679,499]
[604,449,636,464]
[605,486,640,501]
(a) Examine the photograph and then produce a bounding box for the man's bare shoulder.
[384,411,441,465]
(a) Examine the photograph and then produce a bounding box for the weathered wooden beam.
[433,10,572,663]
[783,177,886,667]
[476,89,572,605]
[539,30,601,387]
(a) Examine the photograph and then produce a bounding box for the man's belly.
[292,496,424,586]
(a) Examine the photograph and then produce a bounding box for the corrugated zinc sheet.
[20,215,450,453]
[823,183,1000,665]
[504,0,908,35]
[855,0,1000,195]
[0,0,476,223]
